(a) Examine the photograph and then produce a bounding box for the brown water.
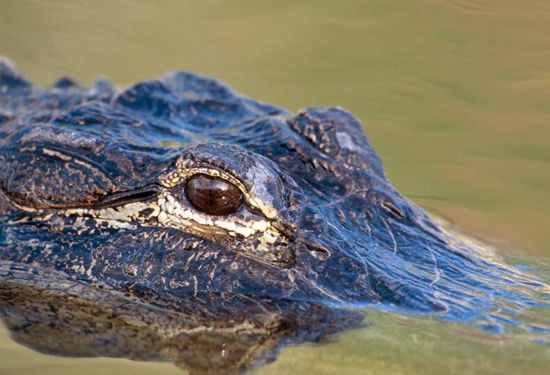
[0,0,549,374]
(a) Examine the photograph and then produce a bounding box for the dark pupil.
[185,174,243,216]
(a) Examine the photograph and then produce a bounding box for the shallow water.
[2,307,550,375]
[0,0,549,373]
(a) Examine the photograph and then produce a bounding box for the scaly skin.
[0,58,548,372]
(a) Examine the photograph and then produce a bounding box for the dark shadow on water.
[0,263,363,374]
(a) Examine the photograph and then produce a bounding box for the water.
[0,0,549,373]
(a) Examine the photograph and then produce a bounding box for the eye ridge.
[185,173,243,216]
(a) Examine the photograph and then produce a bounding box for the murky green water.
[0,0,549,373]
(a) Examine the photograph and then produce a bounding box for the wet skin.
[0,58,547,372]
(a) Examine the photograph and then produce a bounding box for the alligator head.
[0,58,547,372]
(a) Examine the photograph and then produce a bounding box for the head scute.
[288,107,386,178]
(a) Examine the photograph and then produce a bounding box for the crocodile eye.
[185,174,243,215]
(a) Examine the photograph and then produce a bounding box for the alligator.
[0,58,548,373]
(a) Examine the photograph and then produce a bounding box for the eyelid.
[161,165,247,193]
[184,167,248,196]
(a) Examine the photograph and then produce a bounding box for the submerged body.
[0,58,548,372]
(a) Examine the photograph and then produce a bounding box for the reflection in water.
[0,263,361,374]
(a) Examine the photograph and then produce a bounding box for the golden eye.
[185,174,243,215]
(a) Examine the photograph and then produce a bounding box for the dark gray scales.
[0,58,548,373]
